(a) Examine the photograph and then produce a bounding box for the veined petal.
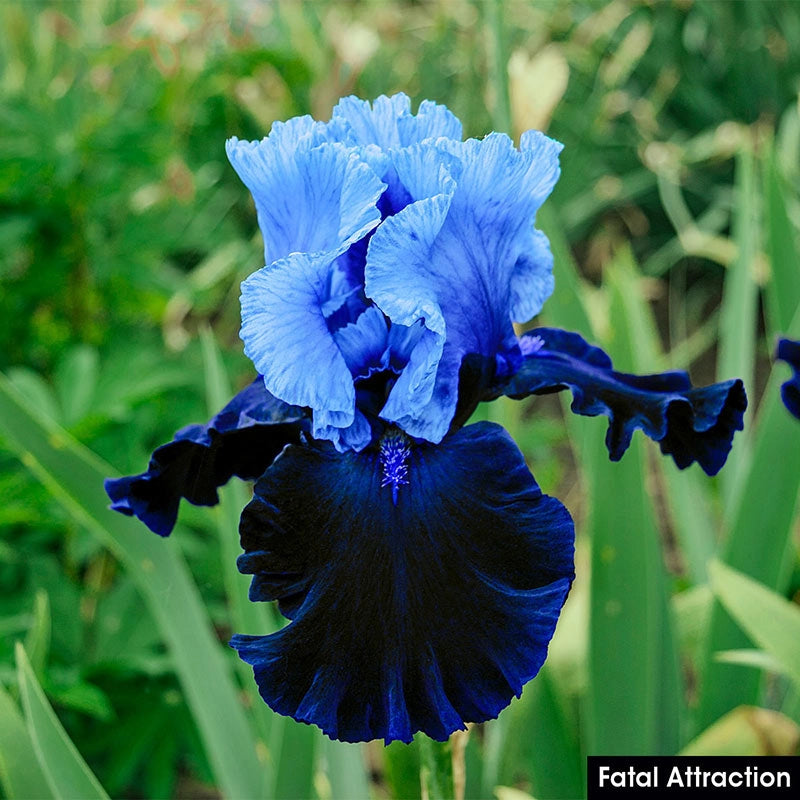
[366,134,562,442]
[493,328,747,476]
[508,228,555,323]
[240,252,360,445]
[104,379,304,537]
[776,337,800,419]
[331,94,462,149]
[231,421,574,744]
[331,95,463,217]
[333,305,390,379]
[226,135,385,264]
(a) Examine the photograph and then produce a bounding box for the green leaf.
[323,740,370,800]
[200,328,325,798]
[384,738,422,800]
[24,589,50,680]
[199,328,280,783]
[16,643,109,800]
[0,371,265,800]
[586,249,682,755]
[681,706,800,757]
[270,720,317,800]
[499,667,584,800]
[0,680,54,800]
[714,649,788,677]
[418,735,455,800]
[697,306,800,729]
[55,345,99,426]
[709,560,800,689]
[718,145,760,505]
[763,144,800,338]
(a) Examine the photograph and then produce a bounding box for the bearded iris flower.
[776,338,800,419]
[106,95,747,744]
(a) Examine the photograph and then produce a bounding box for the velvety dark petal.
[104,380,305,537]
[231,421,574,744]
[776,338,800,419]
[493,328,746,476]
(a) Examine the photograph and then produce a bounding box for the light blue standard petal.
[366,133,562,442]
[226,135,385,264]
[231,421,574,744]
[775,338,800,419]
[332,94,463,149]
[330,95,463,216]
[241,252,360,447]
[491,328,747,476]
[508,228,555,323]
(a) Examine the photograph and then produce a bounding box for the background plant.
[1,1,799,798]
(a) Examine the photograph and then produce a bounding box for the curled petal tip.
[494,328,747,476]
[104,379,305,537]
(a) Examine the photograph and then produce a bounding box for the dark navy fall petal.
[231,421,574,744]
[104,379,305,537]
[776,338,800,419]
[492,328,747,476]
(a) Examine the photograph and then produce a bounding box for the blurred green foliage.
[2,1,800,798]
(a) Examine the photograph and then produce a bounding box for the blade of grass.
[199,329,277,642]
[323,741,370,800]
[612,247,717,585]
[384,738,422,800]
[696,305,800,730]
[763,143,800,338]
[0,372,265,800]
[16,643,108,800]
[0,681,54,800]
[586,249,682,755]
[24,589,50,680]
[718,144,759,507]
[418,736,455,800]
[499,666,584,799]
[198,329,321,799]
[682,706,800,756]
[709,560,800,690]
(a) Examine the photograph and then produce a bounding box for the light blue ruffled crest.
[233,94,562,448]
[366,131,563,442]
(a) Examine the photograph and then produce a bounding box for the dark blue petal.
[231,421,574,744]
[493,328,747,476]
[366,133,562,443]
[776,338,800,419]
[104,380,304,537]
